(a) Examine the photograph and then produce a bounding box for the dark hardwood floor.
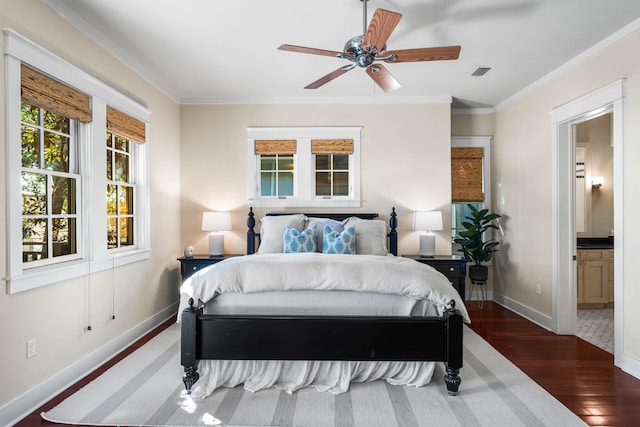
[466,302,640,427]
[14,302,640,426]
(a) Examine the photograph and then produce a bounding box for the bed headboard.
[246,207,398,255]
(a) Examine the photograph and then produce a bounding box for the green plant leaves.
[454,203,501,265]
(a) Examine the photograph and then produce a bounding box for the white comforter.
[178,253,470,322]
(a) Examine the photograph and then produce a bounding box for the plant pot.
[469,265,489,282]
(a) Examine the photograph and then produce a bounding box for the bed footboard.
[180,299,464,395]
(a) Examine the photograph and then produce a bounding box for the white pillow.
[342,217,389,256]
[258,214,307,253]
[306,217,344,252]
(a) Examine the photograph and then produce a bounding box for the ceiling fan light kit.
[278,0,461,93]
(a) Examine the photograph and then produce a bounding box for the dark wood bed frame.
[181,207,464,396]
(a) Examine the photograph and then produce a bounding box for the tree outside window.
[21,102,77,262]
[106,132,134,249]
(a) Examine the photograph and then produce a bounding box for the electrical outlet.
[27,338,36,359]
[535,284,542,295]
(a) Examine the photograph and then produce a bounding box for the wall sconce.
[592,176,603,189]
[413,211,443,257]
[201,211,232,256]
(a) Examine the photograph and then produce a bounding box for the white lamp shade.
[201,211,232,232]
[592,176,604,188]
[413,211,443,231]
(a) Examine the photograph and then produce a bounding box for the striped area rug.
[42,324,587,427]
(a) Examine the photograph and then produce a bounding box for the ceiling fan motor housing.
[344,35,382,68]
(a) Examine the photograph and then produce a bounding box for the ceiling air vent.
[471,67,492,77]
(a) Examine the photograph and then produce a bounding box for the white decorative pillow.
[283,225,317,253]
[323,225,356,254]
[306,217,344,252]
[342,217,389,255]
[257,214,307,253]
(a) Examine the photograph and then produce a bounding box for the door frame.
[550,80,624,364]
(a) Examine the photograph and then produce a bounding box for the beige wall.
[0,0,181,412]
[492,28,640,366]
[451,113,494,137]
[180,103,453,257]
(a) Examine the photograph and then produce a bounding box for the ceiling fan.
[278,0,461,93]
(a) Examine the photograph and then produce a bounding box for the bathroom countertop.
[577,237,614,249]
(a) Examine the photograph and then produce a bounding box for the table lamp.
[413,211,443,257]
[201,211,232,256]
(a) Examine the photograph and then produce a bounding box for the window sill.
[4,248,151,294]
[250,198,362,208]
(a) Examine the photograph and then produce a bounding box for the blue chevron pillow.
[283,225,317,253]
[323,225,356,254]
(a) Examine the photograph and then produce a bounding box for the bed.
[179,208,469,398]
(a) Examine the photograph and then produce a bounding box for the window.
[5,30,150,293]
[312,139,353,198]
[248,127,361,208]
[260,154,295,197]
[255,140,296,198]
[315,153,349,196]
[106,132,135,249]
[451,202,481,240]
[21,102,80,264]
[451,137,492,245]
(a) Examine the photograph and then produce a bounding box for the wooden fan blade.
[305,65,355,89]
[366,64,401,93]
[383,46,461,63]
[362,9,402,53]
[278,44,343,58]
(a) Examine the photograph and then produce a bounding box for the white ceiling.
[45,0,640,109]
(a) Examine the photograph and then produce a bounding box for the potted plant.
[453,204,501,281]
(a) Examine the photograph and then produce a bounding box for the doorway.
[574,113,614,353]
[551,80,624,367]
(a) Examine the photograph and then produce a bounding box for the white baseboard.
[617,349,640,380]
[0,303,179,427]
[491,292,553,331]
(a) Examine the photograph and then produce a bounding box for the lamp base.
[419,234,436,257]
[208,234,224,256]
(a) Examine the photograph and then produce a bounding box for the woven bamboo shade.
[452,148,484,202]
[311,139,354,154]
[107,106,146,143]
[254,140,297,155]
[21,64,92,123]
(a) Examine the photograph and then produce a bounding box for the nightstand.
[177,254,242,282]
[403,255,467,301]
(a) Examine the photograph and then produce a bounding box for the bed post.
[443,300,464,395]
[247,207,256,254]
[181,298,201,394]
[389,207,398,256]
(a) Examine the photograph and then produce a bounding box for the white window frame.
[4,30,151,294]
[247,127,361,208]
[106,131,138,251]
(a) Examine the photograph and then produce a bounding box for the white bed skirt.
[191,359,436,397]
